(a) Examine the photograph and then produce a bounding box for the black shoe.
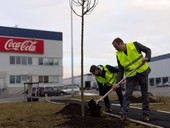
[104,108,113,113]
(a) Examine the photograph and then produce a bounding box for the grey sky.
[0,0,170,78]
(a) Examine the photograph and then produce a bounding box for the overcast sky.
[1,0,170,78]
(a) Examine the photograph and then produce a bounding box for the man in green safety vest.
[90,64,124,112]
[112,37,151,122]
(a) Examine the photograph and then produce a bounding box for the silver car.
[62,86,80,95]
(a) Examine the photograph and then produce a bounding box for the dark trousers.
[102,85,123,108]
[121,73,149,116]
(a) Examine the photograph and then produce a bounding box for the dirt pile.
[56,103,90,116]
[56,103,126,128]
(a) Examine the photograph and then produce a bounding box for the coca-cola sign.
[0,36,44,54]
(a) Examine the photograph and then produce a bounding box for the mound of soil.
[56,103,90,116]
[56,103,125,128]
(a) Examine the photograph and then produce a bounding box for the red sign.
[0,36,44,54]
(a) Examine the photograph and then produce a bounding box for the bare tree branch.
[69,0,98,17]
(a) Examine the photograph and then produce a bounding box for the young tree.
[69,0,98,117]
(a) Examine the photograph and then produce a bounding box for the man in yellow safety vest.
[90,64,124,112]
[112,37,151,122]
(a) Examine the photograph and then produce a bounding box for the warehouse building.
[63,53,170,89]
[0,26,63,94]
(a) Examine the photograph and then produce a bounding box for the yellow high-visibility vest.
[116,42,148,77]
[95,65,117,86]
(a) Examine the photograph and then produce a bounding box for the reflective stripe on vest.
[95,65,117,86]
[116,42,149,77]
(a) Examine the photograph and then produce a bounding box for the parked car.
[62,86,80,95]
[39,87,64,97]
[26,87,64,97]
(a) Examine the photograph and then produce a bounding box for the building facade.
[63,53,170,89]
[148,53,170,86]
[0,26,63,94]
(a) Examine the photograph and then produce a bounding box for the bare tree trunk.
[69,0,98,117]
[80,1,85,117]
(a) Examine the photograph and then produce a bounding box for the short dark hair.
[89,65,99,73]
[112,37,124,44]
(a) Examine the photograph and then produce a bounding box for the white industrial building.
[63,53,170,89]
[0,26,63,94]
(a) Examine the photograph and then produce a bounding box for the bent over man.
[90,64,124,112]
[112,37,151,122]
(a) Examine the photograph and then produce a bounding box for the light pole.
[71,0,74,97]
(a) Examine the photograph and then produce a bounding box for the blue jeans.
[121,73,149,116]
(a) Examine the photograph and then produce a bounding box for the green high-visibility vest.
[116,42,149,77]
[95,65,117,86]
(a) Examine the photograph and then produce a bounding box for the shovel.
[88,62,143,117]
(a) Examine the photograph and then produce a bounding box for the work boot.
[120,114,127,122]
[143,115,149,122]
[104,108,112,113]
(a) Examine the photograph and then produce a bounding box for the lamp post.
[71,0,74,97]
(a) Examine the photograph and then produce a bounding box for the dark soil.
[56,103,126,128]
[54,95,158,128]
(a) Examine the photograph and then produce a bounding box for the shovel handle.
[96,62,143,104]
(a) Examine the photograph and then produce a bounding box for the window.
[49,76,54,83]
[28,57,32,65]
[43,58,48,65]
[39,76,44,83]
[39,58,43,65]
[54,59,59,65]
[149,78,154,86]
[44,76,48,83]
[21,75,28,82]
[10,56,15,64]
[38,75,59,83]
[22,57,27,65]
[49,58,54,65]
[156,77,161,85]
[16,56,21,64]
[53,76,59,83]
[10,75,15,84]
[38,57,59,66]
[16,75,21,83]
[163,77,168,84]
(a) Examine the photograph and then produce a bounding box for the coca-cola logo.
[4,39,37,52]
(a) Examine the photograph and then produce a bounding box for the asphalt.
[108,104,170,128]
[50,99,170,128]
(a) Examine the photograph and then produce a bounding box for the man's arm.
[105,65,118,73]
[134,42,151,61]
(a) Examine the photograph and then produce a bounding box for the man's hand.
[142,57,148,64]
[112,84,117,91]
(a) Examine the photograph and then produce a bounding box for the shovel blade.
[88,99,102,117]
